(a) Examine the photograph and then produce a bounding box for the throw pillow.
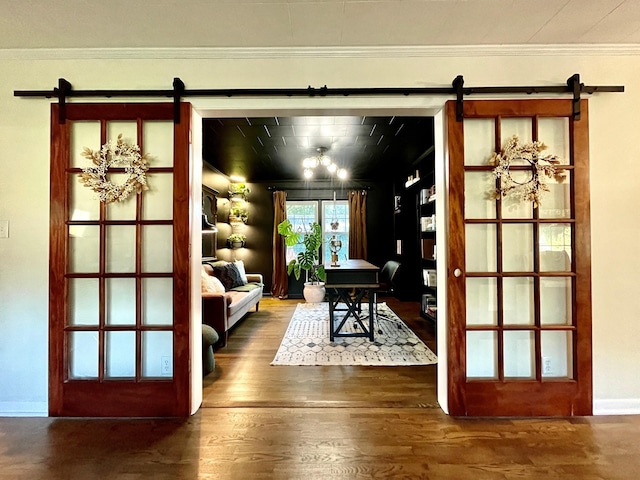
[201,267,226,293]
[211,262,244,290]
[234,260,249,284]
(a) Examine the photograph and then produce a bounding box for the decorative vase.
[303,282,326,303]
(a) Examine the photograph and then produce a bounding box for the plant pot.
[303,282,326,303]
[231,241,244,249]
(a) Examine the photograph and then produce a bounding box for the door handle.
[453,268,463,278]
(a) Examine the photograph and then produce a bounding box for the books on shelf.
[394,195,401,213]
[421,214,436,232]
[422,269,437,287]
[421,293,437,318]
[420,185,436,204]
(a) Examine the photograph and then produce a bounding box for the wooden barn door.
[447,99,592,416]
[49,103,193,416]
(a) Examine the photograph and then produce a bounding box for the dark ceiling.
[202,115,435,183]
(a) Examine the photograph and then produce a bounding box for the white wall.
[1,47,639,415]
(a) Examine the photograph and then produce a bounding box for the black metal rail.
[14,74,624,124]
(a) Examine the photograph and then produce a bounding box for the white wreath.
[489,135,566,207]
[79,134,150,204]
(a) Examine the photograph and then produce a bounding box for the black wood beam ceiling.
[14,74,623,124]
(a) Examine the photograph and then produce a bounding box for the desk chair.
[374,260,401,333]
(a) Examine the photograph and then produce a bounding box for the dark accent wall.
[202,168,395,298]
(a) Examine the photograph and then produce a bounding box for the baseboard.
[593,398,640,416]
[0,402,48,417]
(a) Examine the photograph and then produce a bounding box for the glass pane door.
[50,102,192,417]
[446,99,592,417]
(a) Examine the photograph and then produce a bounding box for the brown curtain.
[271,190,288,298]
[348,189,368,260]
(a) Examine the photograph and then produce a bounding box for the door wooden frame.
[446,99,593,416]
[49,102,193,417]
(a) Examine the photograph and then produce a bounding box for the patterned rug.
[271,302,437,366]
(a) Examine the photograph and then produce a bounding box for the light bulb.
[327,163,337,173]
[304,168,313,179]
[337,168,348,179]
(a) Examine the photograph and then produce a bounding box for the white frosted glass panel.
[463,118,495,166]
[539,171,571,219]
[105,331,136,379]
[70,177,100,221]
[504,331,535,379]
[502,224,533,272]
[142,278,173,325]
[106,173,138,220]
[501,170,534,219]
[142,331,173,378]
[538,117,570,165]
[541,277,572,326]
[541,330,573,379]
[144,121,174,167]
[106,278,136,325]
[143,173,173,220]
[69,225,100,273]
[70,121,100,168]
[68,331,98,379]
[501,118,532,143]
[107,122,138,145]
[69,278,99,326]
[106,225,136,273]
[465,224,497,272]
[464,172,496,219]
[503,277,534,325]
[540,224,572,272]
[466,278,497,326]
[466,331,497,379]
[142,225,173,273]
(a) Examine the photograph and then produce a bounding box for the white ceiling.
[2,0,640,50]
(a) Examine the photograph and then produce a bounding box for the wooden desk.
[324,259,380,341]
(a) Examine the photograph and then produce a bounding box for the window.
[284,199,350,267]
[285,201,318,264]
[322,200,349,264]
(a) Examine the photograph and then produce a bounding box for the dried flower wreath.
[489,135,566,207]
[78,134,150,204]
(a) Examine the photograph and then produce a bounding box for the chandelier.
[302,147,348,180]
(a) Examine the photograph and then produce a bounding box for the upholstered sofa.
[201,262,263,347]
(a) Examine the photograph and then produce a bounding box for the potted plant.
[228,182,250,200]
[277,219,326,303]
[229,205,249,224]
[227,233,246,249]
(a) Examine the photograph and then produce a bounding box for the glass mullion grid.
[494,116,505,382]
[135,119,144,382]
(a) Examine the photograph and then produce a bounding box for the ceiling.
[203,115,434,182]
[2,0,640,49]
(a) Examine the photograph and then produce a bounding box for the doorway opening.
[194,106,448,412]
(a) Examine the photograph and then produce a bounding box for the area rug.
[271,302,437,366]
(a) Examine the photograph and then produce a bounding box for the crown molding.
[2,44,640,61]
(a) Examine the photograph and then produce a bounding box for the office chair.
[375,260,402,333]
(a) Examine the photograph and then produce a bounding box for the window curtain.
[271,190,288,298]
[348,190,368,260]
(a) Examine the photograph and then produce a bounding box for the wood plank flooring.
[203,297,438,409]
[3,298,640,479]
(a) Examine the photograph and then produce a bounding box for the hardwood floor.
[203,297,438,409]
[3,298,640,479]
